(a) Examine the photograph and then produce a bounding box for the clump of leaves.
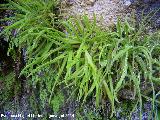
[1,0,160,118]
[57,16,159,118]
[0,0,63,113]
[1,0,60,58]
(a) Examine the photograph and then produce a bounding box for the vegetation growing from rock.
[0,0,160,119]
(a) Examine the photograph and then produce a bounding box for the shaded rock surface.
[0,0,160,120]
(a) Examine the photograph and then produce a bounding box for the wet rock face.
[133,0,160,29]
[0,3,14,75]
[61,0,133,28]
[0,0,7,4]
[62,0,160,29]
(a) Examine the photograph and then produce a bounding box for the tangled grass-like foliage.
[1,0,160,118]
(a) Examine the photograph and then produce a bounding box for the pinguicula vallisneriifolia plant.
[1,0,160,117]
[0,0,61,56]
[0,0,65,112]
[57,16,159,118]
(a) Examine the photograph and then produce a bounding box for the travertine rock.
[61,0,133,28]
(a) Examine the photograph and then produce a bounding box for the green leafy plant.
[0,0,63,114]
[1,0,160,118]
[56,16,159,118]
[1,0,61,60]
